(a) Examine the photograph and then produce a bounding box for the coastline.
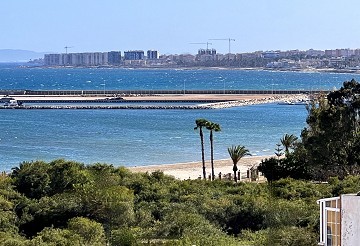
[129,155,273,180]
[33,64,360,74]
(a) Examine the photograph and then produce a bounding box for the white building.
[317,194,360,246]
[44,52,113,66]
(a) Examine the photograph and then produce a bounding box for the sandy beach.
[129,155,273,180]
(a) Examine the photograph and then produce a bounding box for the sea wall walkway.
[0,89,329,96]
[0,94,310,110]
[0,105,213,110]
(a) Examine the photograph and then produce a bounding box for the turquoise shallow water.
[0,65,357,171]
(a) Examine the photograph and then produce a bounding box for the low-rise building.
[263,51,280,59]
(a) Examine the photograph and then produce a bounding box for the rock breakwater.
[202,94,310,109]
[0,94,310,110]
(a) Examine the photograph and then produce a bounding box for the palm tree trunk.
[200,128,206,180]
[210,130,215,181]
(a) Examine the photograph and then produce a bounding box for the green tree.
[300,79,360,180]
[280,134,298,155]
[258,155,311,182]
[67,217,106,246]
[110,228,138,246]
[274,143,283,160]
[29,227,82,246]
[205,121,221,180]
[11,161,51,199]
[194,118,209,179]
[79,185,135,228]
[48,159,89,195]
[227,145,250,182]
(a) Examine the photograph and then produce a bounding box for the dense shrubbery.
[1,159,360,245]
[259,79,360,182]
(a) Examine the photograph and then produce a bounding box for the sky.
[1,0,360,55]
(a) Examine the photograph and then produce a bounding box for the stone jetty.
[0,105,213,110]
[200,94,310,109]
[0,94,310,110]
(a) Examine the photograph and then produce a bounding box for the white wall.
[341,195,360,245]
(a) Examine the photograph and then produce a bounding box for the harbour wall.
[0,94,310,110]
[0,89,328,96]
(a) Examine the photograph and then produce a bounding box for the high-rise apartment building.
[108,51,121,64]
[124,50,144,60]
[147,50,158,59]
[44,52,120,66]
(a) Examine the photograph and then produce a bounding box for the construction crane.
[189,42,213,50]
[64,46,74,54]
[209,38,235,54]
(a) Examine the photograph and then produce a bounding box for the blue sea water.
[0,64,358,171]
[0,105,306,171]
[1,64,360,91]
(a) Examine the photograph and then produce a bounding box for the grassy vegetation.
[1,159,360,245]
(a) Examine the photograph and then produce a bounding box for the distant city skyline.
[1,0,360,55]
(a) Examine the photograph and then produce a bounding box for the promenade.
[0,93,310,110]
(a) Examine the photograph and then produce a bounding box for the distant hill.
[0,49,47,62]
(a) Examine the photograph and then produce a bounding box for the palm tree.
[205,121,221,180]
[280,134,298,155]
[194,119,209,179]
[227,145,250,182]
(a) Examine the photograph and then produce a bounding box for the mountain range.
[0,49,47,62]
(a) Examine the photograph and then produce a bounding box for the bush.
[110,228,138,246]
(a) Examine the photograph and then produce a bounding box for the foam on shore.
[201,94,310,109]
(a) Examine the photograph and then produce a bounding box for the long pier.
[0,105,213,110]
[0,89,329,96]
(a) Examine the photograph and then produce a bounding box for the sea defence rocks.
[202,94,310,109]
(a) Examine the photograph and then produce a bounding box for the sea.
[1,63,360,171]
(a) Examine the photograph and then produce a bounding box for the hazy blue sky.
[1,0,360,54]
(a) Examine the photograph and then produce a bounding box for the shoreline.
[26,64,360,74]
[129,155,273,180]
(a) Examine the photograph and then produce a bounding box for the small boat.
[1,98,22,107]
